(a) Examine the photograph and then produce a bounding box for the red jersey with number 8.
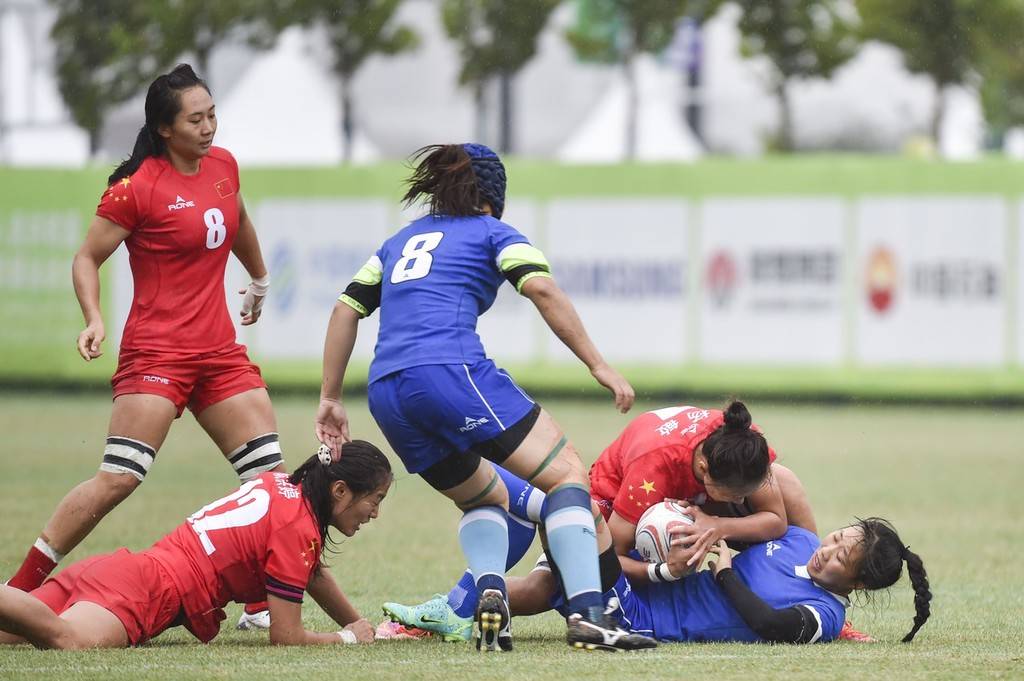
[96,147,241,354]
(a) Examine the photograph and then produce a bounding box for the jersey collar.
[795,565,851,607]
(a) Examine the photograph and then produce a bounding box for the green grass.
[1,394,1022,679]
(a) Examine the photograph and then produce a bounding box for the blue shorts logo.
[459,416,490,433]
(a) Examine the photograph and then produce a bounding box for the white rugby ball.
[635,500,694,565]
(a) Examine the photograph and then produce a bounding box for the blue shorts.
[367,361,536,474]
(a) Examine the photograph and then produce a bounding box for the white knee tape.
[99,437,156,482]
[229,433,283,481]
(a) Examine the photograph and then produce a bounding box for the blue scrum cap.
[463,143,506,219]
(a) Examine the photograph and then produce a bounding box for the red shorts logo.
[142,375,171,385]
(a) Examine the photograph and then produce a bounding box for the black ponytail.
[402,144,483,218]
[288,440,392,546]
[853,517,932,642]
[108,63,210,185]
[700,400,770,491]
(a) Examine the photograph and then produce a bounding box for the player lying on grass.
[380,401,830,641]
[388,510,930,645]
[0,442,391,649]
[513,517,931,645]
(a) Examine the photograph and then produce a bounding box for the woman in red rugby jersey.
[8,66,284,630]
[0,443,391,649]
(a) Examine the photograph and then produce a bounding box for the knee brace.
[229,433,284,481]
[99,437,156,482]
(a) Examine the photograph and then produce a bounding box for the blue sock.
[458,505,508,599]
[447,570,477,618]
[542,484,602,616]
[448,511,537,617]
[497,465,547,523]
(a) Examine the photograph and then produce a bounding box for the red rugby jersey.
[589,406,777,525]
[96,147,241,354]
[146,472,321,643]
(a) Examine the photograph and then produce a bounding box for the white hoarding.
[254,199,391,359]
[544,199,689,363]
[856,197,1006,366]
[698,198,845,364]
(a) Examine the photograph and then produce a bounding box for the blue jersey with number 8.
[338,214,552,383]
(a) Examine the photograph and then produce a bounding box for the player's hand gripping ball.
[635,501,695,565]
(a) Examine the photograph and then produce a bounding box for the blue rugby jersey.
[339,214,550,383]
[645,526,847,642]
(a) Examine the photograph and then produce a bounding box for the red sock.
[244,601,269,614]
[7,544,59,591]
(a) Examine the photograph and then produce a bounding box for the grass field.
[1,394,1023,680]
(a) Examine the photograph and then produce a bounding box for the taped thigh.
[228,433,283,481]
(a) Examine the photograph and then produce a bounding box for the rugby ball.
[634,501,694,565]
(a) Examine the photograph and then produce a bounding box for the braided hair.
[853,517,932,642]
[402,143,507,219]
[700,400,771,492]
[109,64,210,185]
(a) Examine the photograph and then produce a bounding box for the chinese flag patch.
[214,178,235,198]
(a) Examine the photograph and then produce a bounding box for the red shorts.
[112,343,267,416]
[31,549,182,646]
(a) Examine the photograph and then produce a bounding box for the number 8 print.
[204,208,227,250]
[391,231,444,283]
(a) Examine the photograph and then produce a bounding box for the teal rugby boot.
[382,594,474,642]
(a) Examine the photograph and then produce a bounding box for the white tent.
[557,54,703,163]
[215,28,381,166]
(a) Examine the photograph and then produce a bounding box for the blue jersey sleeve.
[488,218,552,292]
[801,596,845,642]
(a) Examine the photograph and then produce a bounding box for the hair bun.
[723,400,752,430]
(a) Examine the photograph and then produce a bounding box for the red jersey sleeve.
[612,449,677,525]
[264,515,320,604]
[96,176,143,231]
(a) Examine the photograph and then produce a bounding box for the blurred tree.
[442,0,560,153]
[980,37,1024,146]
[148,0,281,76]
[50,0,285,156]
[856,0,1021,145]
[735,0,858,151]
[566,0,723,159]
[290,0,419,163]
[49,0,165,155]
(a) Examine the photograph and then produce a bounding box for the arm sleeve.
[489,220,552,292]
[338,251,383,318]
[496,242,552,292]
[612,450,675,525]
[95,178,142,231]
[715,568,824,644]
